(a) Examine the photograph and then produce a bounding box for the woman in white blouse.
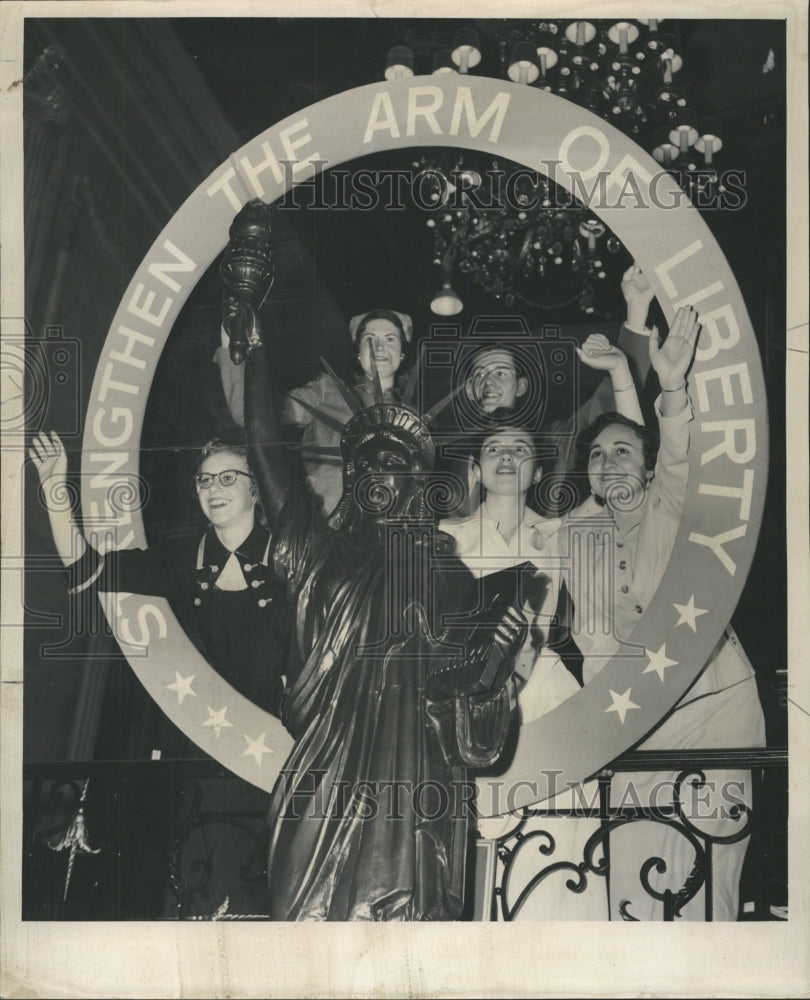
[563,306,766,921]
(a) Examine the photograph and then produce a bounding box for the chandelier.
[383,20,729,316]
[409,153,620,315]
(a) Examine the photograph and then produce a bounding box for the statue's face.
[352,434,424,520]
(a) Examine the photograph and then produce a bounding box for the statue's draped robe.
[267,486,485,921]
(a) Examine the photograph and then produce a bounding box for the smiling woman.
[560,308,767,920]
[29,432,291,715]
[194,442,257,533]
[215,305,416,517]
[584,414,657,503]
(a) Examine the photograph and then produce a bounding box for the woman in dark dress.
[30,433,289,715]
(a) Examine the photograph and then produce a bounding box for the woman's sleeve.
[215,343,326,432]
[650,394,693,518]
[548,324,652,481]
[281,375,329,428]
[65,537,191,600]
[213,344,246,428]
[518,647,581,724]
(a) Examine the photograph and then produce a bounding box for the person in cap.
[236,300,528,921]
[215,307,416,516]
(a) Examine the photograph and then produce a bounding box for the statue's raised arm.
[217,199,295,526]
[240,304,295,526]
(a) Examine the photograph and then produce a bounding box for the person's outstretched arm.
[649,305,699,419]
[548,265,653,490]
[572,264,655,418]
[29,432,87,567]
[213,326,246,428]
[621,263,655,336]
[576,336,644,425]
[241,303,295,526]
[643,306,701,518]
[615,262,655,385]
[30,430,194,599]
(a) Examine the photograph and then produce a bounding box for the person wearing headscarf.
[216,308,416,515]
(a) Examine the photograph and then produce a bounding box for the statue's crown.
[341,402,435,468]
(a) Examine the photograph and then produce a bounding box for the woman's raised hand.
[29,431,68,485]
[577,333,643,423]
[28,430,87,564]
[621,263,654,332]
[649,306,701,390]
[576,334,628,373]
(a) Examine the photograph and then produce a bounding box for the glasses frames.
[195,469,255,490]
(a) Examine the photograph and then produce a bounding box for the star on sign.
[673,595,708,632]
[605,688,641,724]
[202,706,233,738]
[643,643,678,682]
[166,671,196,705]
[242,732,274,766]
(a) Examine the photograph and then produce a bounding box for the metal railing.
[476,747,787,921]
[23,748,787,921]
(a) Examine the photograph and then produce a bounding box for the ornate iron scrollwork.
[489,759,760,921]
[168,779,269,919]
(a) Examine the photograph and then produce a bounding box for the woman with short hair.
[30,433,290,715]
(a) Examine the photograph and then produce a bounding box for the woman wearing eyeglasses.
[29,432,290,716]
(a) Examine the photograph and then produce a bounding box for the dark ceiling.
[23,16,786,335]
[169,18,787,138]
[165,16,787,325]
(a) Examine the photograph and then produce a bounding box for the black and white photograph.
[1,1,807,997]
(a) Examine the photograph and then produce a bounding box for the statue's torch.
[219,199,275,365]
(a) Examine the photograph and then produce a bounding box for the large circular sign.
[82,76,767,808]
